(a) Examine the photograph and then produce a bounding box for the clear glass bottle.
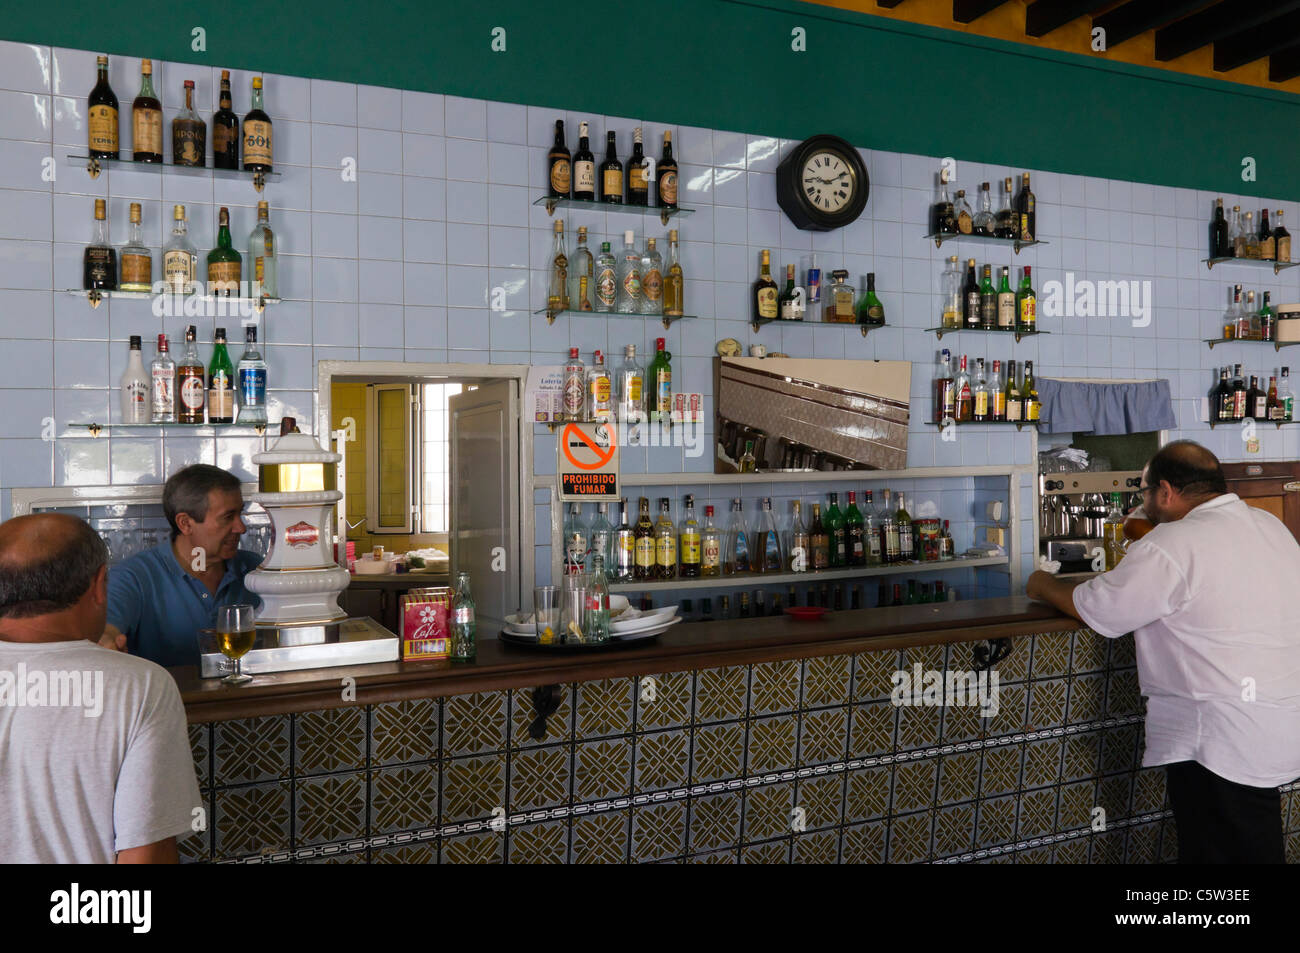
[664,229,684,317]
[940,255,961,328]
[586,349,612,422]
[616,229,641,313]
[654,497,677,579]
[1229,205,1244,257]
[995,176,1016,239]
[594,240,617,313]
[758,497,783,573]
[640,237,663,315]
[679,494,702,578]
[585,556,611,644]
[726,498,750,575]
[1246,290,1259,340]
[615,344,644,424]
[235,327,267,426]
[954,189,974,234]
[589,502,613,577]
[121,336,148,424]
[163,204,197,294]
[701,504,722,577]
[939,519,955,561]
[1103,493,1125,571]
[150,333,175,423]
[118,202,151,292]
[972,357,990,422]
[450,571,476,661]
[972,181,994,235]
[789,500,809,573]
[547,218,568,313]
[612,499,635,581]
[563,347,586,421]
[568,225,593,310]
[1243,211,1258,258]
[563,502,588,576]
[247,200,276,299]
[171,79,206,167]
[863,489,882,566]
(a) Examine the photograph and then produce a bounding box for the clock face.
[801,150,856,214]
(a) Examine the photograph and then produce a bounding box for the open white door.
[449,380,520,625]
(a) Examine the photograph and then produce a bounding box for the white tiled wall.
[3,39,1298,591]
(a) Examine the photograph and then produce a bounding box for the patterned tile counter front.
[177,623,1300,864]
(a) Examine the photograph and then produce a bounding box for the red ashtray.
[785,606,827,620]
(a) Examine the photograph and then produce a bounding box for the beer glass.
[216,603,256,685]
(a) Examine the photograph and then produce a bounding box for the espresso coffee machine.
[1039,471,1143,573]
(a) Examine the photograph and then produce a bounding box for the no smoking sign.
[557,421,619,501]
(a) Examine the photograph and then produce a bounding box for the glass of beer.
[216,603,256,685]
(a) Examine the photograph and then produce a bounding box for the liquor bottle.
[1005,359,1022,422]
[572,122,596,201]
[207,207,242,297]
[930,166,956,235]
[739,592,751,618]
[236,327,267,426]
[701,505,722,577]
[242,76,273,172]
[84,199,117,291]
[562,347,585,421]
[1260,209,1276,261]
[1229,205,1244,257]
[991,360,1007,421]
[758,497,783,573]
[626,127,649,206]
[171,80,206,166]
[617,230,641,313]
[662,229,684,317]
[954,189,974,234]
[547,119,571,197]
[176,325,205,424]
[1016,265,1036,333]
[851,585,862,610]
[648,337,672,424]
[633,497,654,580]
[996,266,1014,330]
[1248,375,1265,420]
[995,177,1016,239]
[940,255,961,328]
[933,348,955,424]
[978,264,996,329]
[1281,367,1294,421]
[809,502,829,571]
[738,439,757,473]
[212,69,239,170]
[857,273,885,327]
[1103,494,1125,571]
[955,354,973,422]
[962,258,980,328]
[1228,284,1245,339]
[863,489,882,565]
[239,200,275,300]
[600,131,623,204]
[825,492,846,567]
[789,500,810,572]
[615,344,644,424]
[1231,363,1247,421]
[973,181,994,236]
[654,497,677,579]
[1210,366,1230,423]
[641,237,663,315]
[559,223,588,311]
[1243,211,1258,259]
[1275,210,1291,263]
[1210,198,1229,259]
[563,502,588,575]
[657,131,678,209]
[163,204,197,294]
[1267,375,1280,421]
[207,328,235,424]
[879,490,900,563]
[678,495,701,578]
[594,240,617,313]
[895,492,914,562]
[1023,360,1041,421]
[939,520,955,560]
[589,502,613,577]
[1246,290,1259,339]
[1015,172,1036,242]
[727,498,751,575]
[150,334,175,423]
[547,219,569,313]
[587,556,612,641]
[121,336,149,424]
[586,349,612,422]
[87,55,120,160]
[919,583,932,604]
[845,491,866,566]
[119,203,152,293]
[450,571,476,661]
[719,596,731,620]
[131,59,162,163]
[972,358,990,422]
[613,499,635,581]
[753,249,778,324]
[779,264,802,321]
[1260,291,1275,342]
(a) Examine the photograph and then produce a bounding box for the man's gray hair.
[163,464,243,540]
[0,517,107,619]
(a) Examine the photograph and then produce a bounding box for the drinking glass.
[560,577,589,645]
[216,603,256,685]
[534,586,560,645]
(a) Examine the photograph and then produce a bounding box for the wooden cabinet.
[339,586,386,629]
[339,577,450,635]
[1222,461,1300,542]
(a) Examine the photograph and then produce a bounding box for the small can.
[372,545,385,560]
[806,268,821,304]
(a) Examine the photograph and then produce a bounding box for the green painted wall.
[4,0,1298,198]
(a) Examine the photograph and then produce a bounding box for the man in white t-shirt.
[0,513,203,863]
[1027,440,1300,864]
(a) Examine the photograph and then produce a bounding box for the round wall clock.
[775,134,869,231]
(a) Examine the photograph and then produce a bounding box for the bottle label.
[208,377,234,419]
[974,391,989,418]
[868,532,881,559]
[659,170,677,205]
[655,371,671,411]
[550,158,571,194]
[150,368,172,416]
[244,119,272,166]
[849,527,864,557]
[1019,297,1036,327]
[957,211,972,234]
[173,122,205,165]
[629,165,647,190]
[565,533,586,568]
[121,253,151,286]
[1261,236,1276,259]
[208,260,241,294]
[635,536,655,568]
[88,105,118,152]
[621,265,641,300]
[254,257,265,286]
[596,267,617,307]
[997,294,1015,327]
[1026,398,1040,421]
[702,537,720,568]
[993,391,1006,418]
[764,531,780,566]
[965,291,980,324]
[591,376,611,403]
[602,169,622,198]
[180,372,205,411]
[681,533,701,564]
[452,606,473,626]
[642,269,662,302]
[733,531,750,569]
[575,161,595,193]
[757,286,778,319]
[656,536,676,568]
[868,304,884,322]
[164,250,194,289]
[85,247,114,284]
[239,367,266,406]
[213,123,236,159]
[628,376,643,402]
[1006,396,1022,422]
[133,107,162,154]
[563,373,584,414]
[833,531,846,560]
[813,542,828,570]
[123,380,148,420]
[1255,397,1268,418]
[899,524,913,557]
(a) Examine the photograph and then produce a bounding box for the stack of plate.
[503,605,680,644]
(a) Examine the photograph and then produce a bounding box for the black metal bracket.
[528,684,564,740]
[972,637,1013,673]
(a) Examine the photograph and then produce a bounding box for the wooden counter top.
[173,597,1073,723]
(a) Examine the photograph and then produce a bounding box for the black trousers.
[1163,760,1286,864]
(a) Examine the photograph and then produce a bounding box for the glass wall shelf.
[533,195,694,226]
[925,233,1046,253]
[67,154,280,191]
[1203,337,1300,351]
[71,421,277,437]
[533,307,693,329]
[927,327,1048,343]
[752,317,884,337]
[64,288,279,311]
[1201,256,1298,275]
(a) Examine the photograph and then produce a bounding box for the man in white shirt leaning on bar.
[1027,440,1300,863]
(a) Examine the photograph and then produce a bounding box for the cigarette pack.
[399,587,451,661]
[671,393,704,423]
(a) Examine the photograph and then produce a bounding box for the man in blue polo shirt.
[106,464,262,667]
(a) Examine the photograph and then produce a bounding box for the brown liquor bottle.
[656,131,678,209]
[171,80,206,167]
[242,76,273,173]
[752,249,778,325]
[87,55,119,160]
[547,119,571,197]
[600,131,623,204]
[626,127,648,206]
[131,59,163,163]
[633,497,654,580]
[176,325,206,424]
[212,69,240,170]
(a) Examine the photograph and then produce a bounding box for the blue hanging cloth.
[1036,379,1176,435]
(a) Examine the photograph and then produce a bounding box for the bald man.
[0,514,202,863]
[1027,440,1300,864]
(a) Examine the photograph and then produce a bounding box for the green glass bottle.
[647,336,672,423]
[825,492,846,568]
[844,491,866,567]
[856,272,885,327]
[207,206,242,298]
[207,327,235,424]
